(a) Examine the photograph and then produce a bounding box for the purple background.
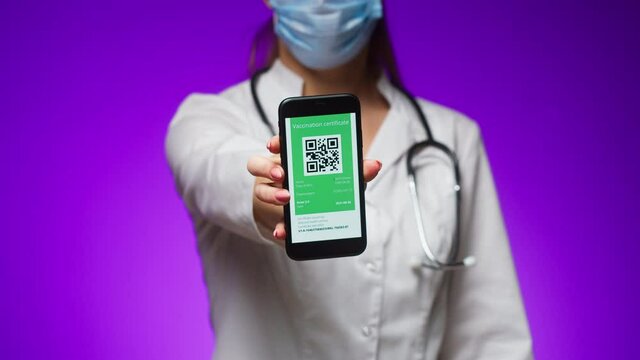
[1,0,638,358]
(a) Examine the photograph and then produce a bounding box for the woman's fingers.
[256,146,380,246]
[247,155,284,182]
[267,135,280,154]
[363,159,382,183]
[255,182,290,205]
[273,221,286,242]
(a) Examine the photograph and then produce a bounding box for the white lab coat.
[165,60,533,360]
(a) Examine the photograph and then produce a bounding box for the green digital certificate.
[285,112,362,243]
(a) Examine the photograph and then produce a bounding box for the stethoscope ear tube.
[407,166,473,271]
[251,67,276,136]
[406,138,472,271]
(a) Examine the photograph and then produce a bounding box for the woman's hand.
[247,135,382,246]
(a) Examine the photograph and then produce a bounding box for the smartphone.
[279,94,367,261]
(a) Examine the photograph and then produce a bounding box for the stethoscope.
[251,67,475,270]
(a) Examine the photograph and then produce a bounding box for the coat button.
[361,326,372,337]
[366,261,377,273]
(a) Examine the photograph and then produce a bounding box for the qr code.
[302,135,342,176]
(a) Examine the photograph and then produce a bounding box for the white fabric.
[165,59,533,360]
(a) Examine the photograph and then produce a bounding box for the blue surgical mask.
[269,0,383,70]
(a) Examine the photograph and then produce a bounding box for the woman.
[165,0,533,359]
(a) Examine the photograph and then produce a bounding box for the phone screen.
[284,112,362,243]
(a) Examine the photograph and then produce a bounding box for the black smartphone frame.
[278,93,367,261]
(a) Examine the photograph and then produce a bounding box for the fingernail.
[266,140,272,151]
[271,167,283,180]
[376,160,382,170]
[275,189,289,202]
[273,229,279,238]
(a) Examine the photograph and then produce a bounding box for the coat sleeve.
[439,121,533,359]
[164,93,275,244]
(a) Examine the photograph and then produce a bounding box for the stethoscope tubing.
[250,68,474,270]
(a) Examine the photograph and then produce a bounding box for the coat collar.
[257,59,426,190]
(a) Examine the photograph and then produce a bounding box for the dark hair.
[248,16,403,87]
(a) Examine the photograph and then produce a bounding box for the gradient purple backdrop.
[1,0,638,358]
